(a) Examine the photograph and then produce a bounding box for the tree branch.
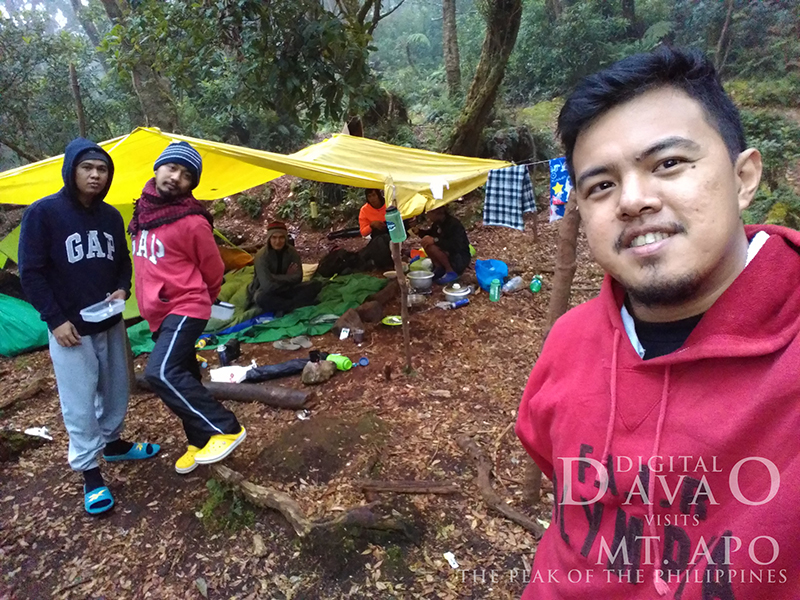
[69,63,87,138]
[0,137,42,163]
[210,465,412,538]
[456,434,544,538]
[370,0,405,32]
[356,0,376,25]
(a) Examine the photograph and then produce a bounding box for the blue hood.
[61,137,115,205]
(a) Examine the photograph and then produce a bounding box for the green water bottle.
[326,354,353,371]
[530,275,542,293]
[489,278,501,302]
[385,206,407,243]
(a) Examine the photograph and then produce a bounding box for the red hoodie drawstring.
[606,329,671,596]
[649,365,671,596]
[600,330,621,466]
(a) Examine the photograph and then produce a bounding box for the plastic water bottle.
[489,279,501,302]
[530,275,542,293]
[502,276,524,293]
[385,206,407,243]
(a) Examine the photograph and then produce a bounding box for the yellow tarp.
[0,127,510,217]
[0,127,510,319]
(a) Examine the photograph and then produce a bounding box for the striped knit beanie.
[267,221,288,234]
[154,141,203,189]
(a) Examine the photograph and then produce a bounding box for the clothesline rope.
[513,158,553,167]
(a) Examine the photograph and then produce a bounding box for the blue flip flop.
[84,485,114,515]
[103,442,161,462]
[434,271,459,285]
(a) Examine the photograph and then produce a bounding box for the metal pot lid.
[443,283,470,297]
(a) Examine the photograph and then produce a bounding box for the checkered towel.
[483,165,536,231]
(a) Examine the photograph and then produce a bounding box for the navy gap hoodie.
[19,138,132,335]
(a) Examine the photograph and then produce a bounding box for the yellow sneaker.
[194,427,246,465]
[175,445,201,474]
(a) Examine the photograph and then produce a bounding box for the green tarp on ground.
[126,273,387,356]
[0,293,49,357]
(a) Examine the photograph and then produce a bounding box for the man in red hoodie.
[516,48,800,599]
[130,142,245,475]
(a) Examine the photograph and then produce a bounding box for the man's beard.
[156,181,178,199]
[623,269,702,307]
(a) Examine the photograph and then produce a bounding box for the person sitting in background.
[247,221,322,316]
[357,188,394,270]
[411,205,471,284]
[359,188,387,238]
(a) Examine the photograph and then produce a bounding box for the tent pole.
[392,241,413,372]
[385,176,412,372]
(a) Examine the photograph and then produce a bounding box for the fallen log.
[211,465,411,538]
[456,434,544,539]
[355,479,461,495]
[135,374,313,409]
[0,378,48,411]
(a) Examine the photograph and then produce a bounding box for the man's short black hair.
[557,46,746,181]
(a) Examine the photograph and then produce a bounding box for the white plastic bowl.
[211,301,235,320]
[80,298,125,323]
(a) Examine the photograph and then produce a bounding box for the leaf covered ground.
[0,190,605,600]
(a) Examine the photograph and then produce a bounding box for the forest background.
[1,0,799,228]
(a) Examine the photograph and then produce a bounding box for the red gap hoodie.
[132,214,224,332]
[516,225,800,600]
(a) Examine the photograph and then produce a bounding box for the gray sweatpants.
[49,320,130,472]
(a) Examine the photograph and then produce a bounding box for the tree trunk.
[69,63,87,138]
[98,0,123,23]
[621,0,637,37]
[544,0,561,22]
[442,0,461,98]
[69,0,103,47]
[714,0,735,74]
[99,0,179,131]
[542,190,580,342]
[447,0,522,157]
[521,191,581,511]
[0,138,42,163]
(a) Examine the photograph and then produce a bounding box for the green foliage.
[0,10,136,164]
[738,110,800,226]
[211,199,227,217]
[505,1,630,104]
[277,180,364,230]
[517,99,563,132]
[516,99,564,160]
[236,194,263,220]
[744,185,800,229]
[725,77,800,109]
[198,479,255,534]
[101,0,375,138]
[740,110,800,189]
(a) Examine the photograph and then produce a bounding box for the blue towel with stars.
[549,157,573,222]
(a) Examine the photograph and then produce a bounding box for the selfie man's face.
[155,163,193,198]
[572,86,761,310]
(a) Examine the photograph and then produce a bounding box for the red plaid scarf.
[128,178,213,236]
